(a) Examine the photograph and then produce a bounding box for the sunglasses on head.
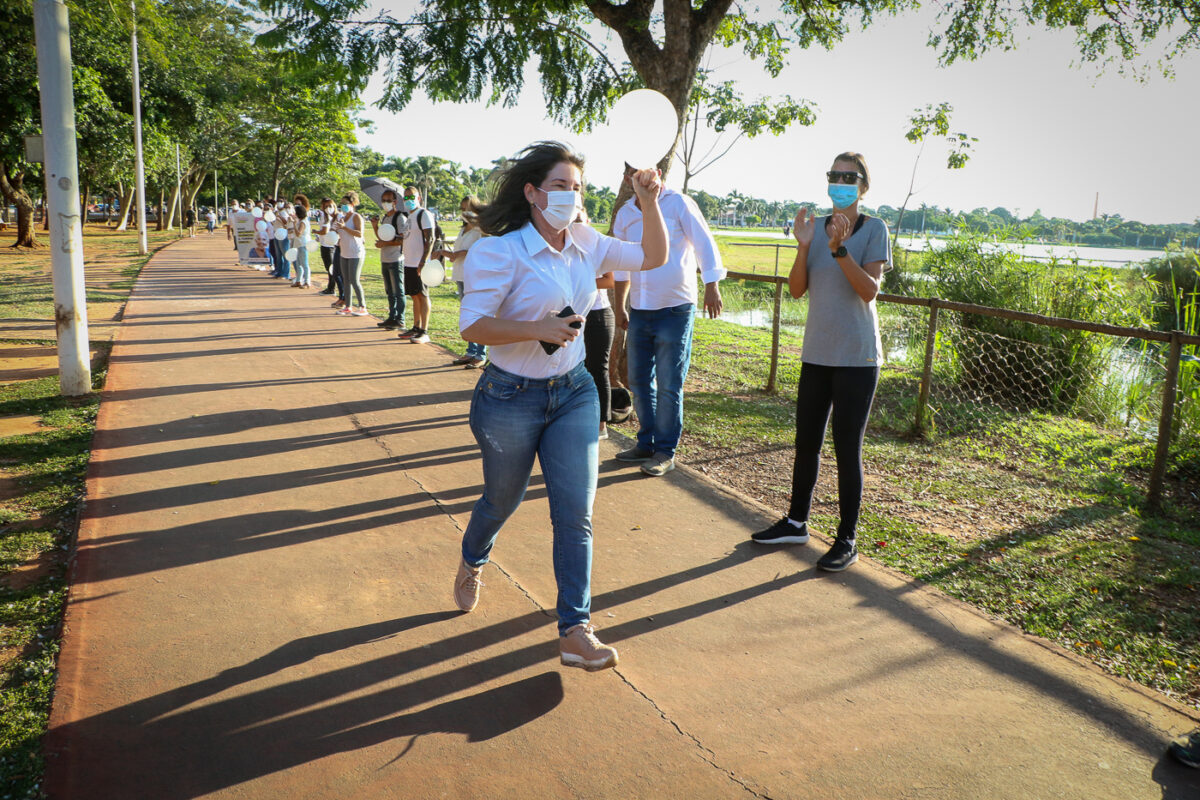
[826,170,862,185]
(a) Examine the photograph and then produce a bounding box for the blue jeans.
[381,261,405,324]
[461,362,599,634]
[627,303,695,458]
[270,239,288,279]
[465,340,487,359]
[293,240,310,284]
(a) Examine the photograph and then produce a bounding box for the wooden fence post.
[1147,330,1183,510]
[914,302,939,436]
[766,279,784,393]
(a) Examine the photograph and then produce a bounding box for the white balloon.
[420,259,445,288]
[284,247,298,262]
[251,206,263,218]
[606,89,679,170]
[264,210,276,222]
[305,238,319,252]
[274,228,288,241]
[255,219,268,232]
[377,223,396,242]
[322,231,339,247]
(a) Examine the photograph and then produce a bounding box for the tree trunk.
[81,179,91,227]
[116,186,135,230]
[0,162,40,248]
[166,180,181,230]
[156,187,165,231]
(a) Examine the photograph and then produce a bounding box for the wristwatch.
[832,245,848,259]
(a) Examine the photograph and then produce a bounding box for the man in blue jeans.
[612,166,724,476]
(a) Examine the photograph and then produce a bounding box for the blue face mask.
[403,198,417,211]
[828,184,858,209]
[340,203,351,213]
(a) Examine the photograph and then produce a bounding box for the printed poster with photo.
[230,210,272,266]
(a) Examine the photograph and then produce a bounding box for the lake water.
[712,229,1164,267]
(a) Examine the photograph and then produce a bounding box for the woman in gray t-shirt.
[751,152,890,573]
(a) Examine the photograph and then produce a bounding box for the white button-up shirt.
[612,189,725,310]
[461,222,644,378]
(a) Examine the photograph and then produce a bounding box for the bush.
[922,234,1152,415]
[1142,249,1200,336]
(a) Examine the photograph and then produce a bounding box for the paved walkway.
[44,237,1199,799]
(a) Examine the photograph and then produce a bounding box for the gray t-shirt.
[801,215,890,367]
[379,210,405,264]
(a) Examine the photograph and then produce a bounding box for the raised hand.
[630,168,663,204]
[793,208,816,246]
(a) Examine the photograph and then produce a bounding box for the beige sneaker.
[559,623,619,671]
[454,559,484,612]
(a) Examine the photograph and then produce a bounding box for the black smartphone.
[540,305,582,355]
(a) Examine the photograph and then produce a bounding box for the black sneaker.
[319,288,335,295]
[817,537,858,572]
[1170,729,1200,768]
[615,446,653,462]
[377,318,398,329]
[397,327,419,339]
[751,518,809,545]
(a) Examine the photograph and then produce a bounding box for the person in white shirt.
[371,188,407,329]
[395,186,436,344]
[453,141,667,671]
[612,164,725,477]
[332,192,368,316]
[437,196,487,366]
[316,198,341,296]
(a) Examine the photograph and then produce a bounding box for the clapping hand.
[792,208,816,246]
[827,212,851,252]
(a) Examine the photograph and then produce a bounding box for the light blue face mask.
[340,203,351,213]
[403,198,417,211]
[828,184,858,209]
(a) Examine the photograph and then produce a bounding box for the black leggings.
[584,307,615,423]
[787,363,878,538]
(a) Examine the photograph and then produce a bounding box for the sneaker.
[319,288,335,295]
[751,517,810,545]
[410,330,430,344]
[397,327,419,340]
[559,623,619,672]
[463,358,484,369]
[335,307,353,316]
[451,355,474,365]
[598,425,608,441]
[640,452,675,477]
[378,318,399,329]
[817,537,858,572]
[453,559,484,612]
[615,445,653,462]
[331,300,346,308]
[350,307,369,316]
[1170,729,1200,768]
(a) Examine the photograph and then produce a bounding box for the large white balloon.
[274,228,288,241]
[264,210,276,223]
[606,89,679,170]
[322,231,339,247]
[420,259,445,288]
[251,206,263,218]
[306,238,319,252]
[255,219,268,232]
[284,247,298,262]
[377,223,396,242]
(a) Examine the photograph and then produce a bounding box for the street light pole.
[130,0,147,255]
[32,0,91,396]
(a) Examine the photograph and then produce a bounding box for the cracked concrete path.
[45,236,1200,799]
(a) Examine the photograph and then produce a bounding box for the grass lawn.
[0,225,176,798]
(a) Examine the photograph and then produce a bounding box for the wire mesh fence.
[719,270,1200,508]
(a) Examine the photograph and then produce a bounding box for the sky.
[353,4,1200,225]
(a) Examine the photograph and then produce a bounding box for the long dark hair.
[480,141,585,236]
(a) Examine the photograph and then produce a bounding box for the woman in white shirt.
[441,197,486,367]
[453,141,667,671]
[332,191,368,316]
